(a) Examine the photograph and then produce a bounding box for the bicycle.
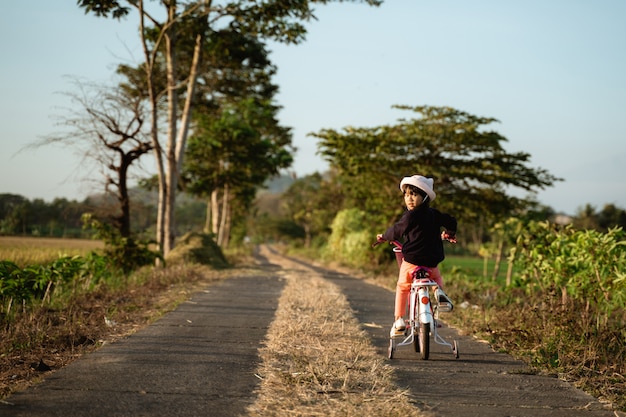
[373,239,459,360]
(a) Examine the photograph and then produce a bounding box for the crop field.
[0,236,104,267]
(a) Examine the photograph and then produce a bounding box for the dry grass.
[247,246,426,417]
[0,236,103,267]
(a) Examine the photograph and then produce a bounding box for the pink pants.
[395,260,443,319]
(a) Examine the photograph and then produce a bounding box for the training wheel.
[453,340,459,359]
[388,339,395,359]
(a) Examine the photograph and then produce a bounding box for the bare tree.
[37,79,152,238]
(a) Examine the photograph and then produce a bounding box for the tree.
[0,195,90,237]
[573,204,599,231]
[182,98,293,246]
[0,194,28,235]
[38,80,152,239]
[597,204,626,231]
[314,105,562,244]
[77,0,382,256]
[281,171,344,247]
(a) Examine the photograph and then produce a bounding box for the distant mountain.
[261,174,295,194]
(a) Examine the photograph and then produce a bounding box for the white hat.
[400,175,436,202]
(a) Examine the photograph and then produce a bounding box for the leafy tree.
[0,195,91,237]
[573,204,600,231]
[0,194,28,235]
[314,105,562,245]
[78,0,382,256]
[179,28,293,246]
[183,98,293,246]
[281,171,344,247]
[572,203,626,232]
[597,204,626,231]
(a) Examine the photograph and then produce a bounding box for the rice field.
[0,236,104,267]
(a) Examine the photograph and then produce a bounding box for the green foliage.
[0,194,89,238]
[76,0,129,19]
[511,221,626,326]
[183,98,293,199]
[247,212,305,244]
[232,0,382,44]
[322,208,379,268]
[313,105,562,235]
[573,203,626,232]
[82,213,161,273]
[0,252,116,314]
[280,172,344,246]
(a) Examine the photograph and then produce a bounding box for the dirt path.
[0,247,621,416]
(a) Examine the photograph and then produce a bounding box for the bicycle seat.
[413,267,430,279]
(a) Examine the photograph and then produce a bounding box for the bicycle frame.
[378,240,459,360]
[389,273,458,359]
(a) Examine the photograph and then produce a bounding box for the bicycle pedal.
[438,302,453,312]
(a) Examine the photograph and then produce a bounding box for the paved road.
[0,249,620,416]
[0,272,285,417]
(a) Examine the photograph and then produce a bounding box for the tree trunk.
[174,31,203,173]
[211,189,219,235]
[561,286,568,307]
[304,223,311,248]
[217,184,229,246]
[118,155,131,238]
[163,2,178,256]
[492,239,504,281]
[505,259,514,286]
[483,256,488,279]
[222,198,231,248]
[139,0,165,256]
[204,198,211,233]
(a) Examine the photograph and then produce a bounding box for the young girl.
[377,175,457,337]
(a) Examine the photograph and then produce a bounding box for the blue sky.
[1,1,625,215]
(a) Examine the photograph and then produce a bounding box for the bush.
[323,208,382,268]
[166,232,228,268]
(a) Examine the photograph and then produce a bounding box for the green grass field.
[442,255,510,282]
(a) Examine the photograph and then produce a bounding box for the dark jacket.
[381,204,457,267]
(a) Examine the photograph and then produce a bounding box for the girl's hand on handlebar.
[441,231,457,244]
[372,234,386,248]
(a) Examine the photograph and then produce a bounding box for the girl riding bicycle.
[376,175,457,337]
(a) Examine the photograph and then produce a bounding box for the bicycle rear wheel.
[412,323,419,352]
[418,322,430,360]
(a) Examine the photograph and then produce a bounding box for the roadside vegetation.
[443,223,626,411]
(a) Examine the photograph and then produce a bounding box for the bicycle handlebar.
[373,232,457,248]
[371,239,402,249]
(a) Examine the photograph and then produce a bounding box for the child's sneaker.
[390,318,406,337]
[436,288,454,312]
